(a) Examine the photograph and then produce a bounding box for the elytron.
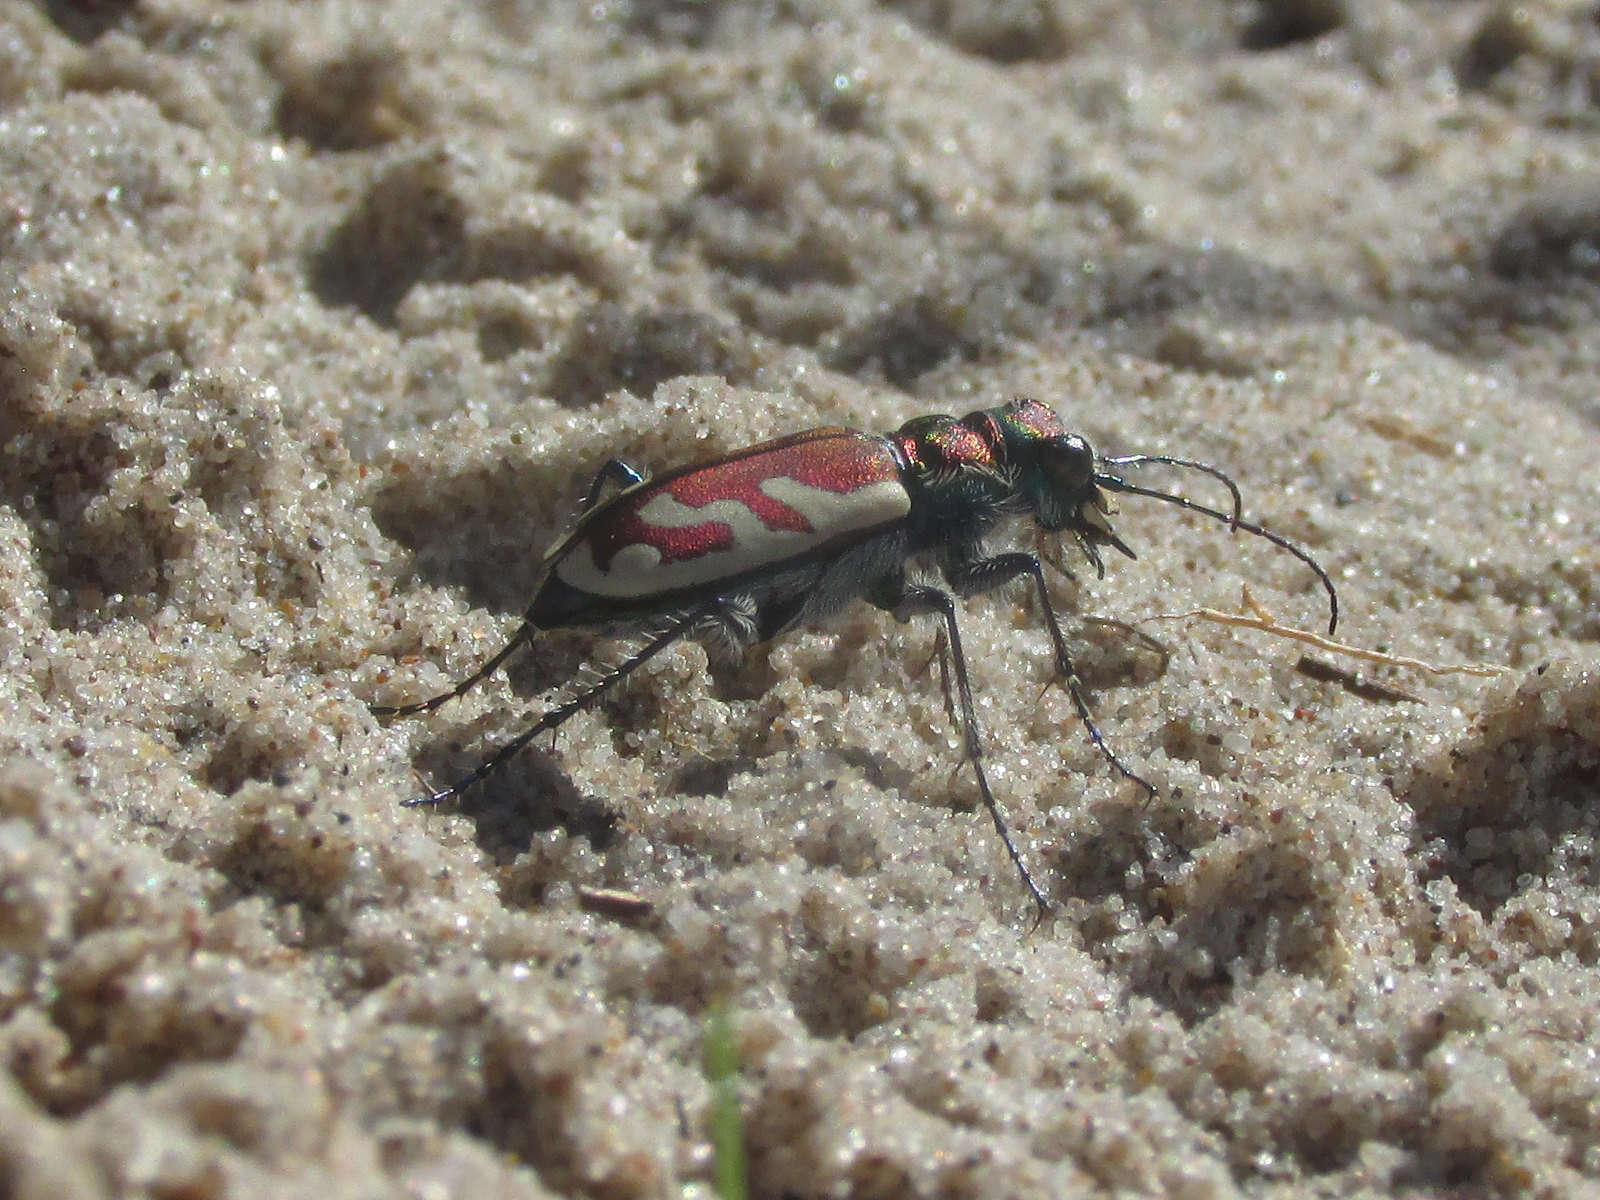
[373,397,1338,912]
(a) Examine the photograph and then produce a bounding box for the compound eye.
[1044,435,1096,494]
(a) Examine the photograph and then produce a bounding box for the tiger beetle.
[372,397,1338,914]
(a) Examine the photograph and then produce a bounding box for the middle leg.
[878,577,1050,914]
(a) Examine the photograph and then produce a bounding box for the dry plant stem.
[1147,585,1509,679]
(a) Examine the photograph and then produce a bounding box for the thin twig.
[1144,585,1509,679]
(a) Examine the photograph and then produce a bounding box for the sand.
[1,1,1598,1196]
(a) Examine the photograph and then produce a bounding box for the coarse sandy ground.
[2,1,1599,1196]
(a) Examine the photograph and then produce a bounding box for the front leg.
[942,551,1155,799]
[868,572,1050,914]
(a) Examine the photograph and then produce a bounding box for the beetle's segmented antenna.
[1095,476,1339,635]
[1102,454,1243,531]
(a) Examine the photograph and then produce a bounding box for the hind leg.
[403,602,722,806]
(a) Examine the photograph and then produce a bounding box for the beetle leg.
[370,458,647,721]
[580,458,646,512]
[403,603,712,808]
[371,622,535,717]
[691,592,762,660]
[944,552,1156,800]
[912,625,959,730]
[876,578,1050,914]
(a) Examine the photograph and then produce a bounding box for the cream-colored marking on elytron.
[556,476,909,597]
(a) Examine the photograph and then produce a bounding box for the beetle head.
[987,398,1134,576]
[953,398,1338,631]
[1006,398,1340,635]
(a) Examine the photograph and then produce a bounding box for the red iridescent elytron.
[536,429,908,620]
[373,398,1340,914]
[583,432,895,567]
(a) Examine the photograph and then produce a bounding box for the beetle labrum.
[373,397,1338,913]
